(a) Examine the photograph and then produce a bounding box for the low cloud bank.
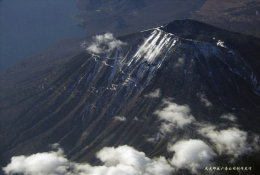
[87,33,126,54]
[3,145,173,175]
[153,99,259,173]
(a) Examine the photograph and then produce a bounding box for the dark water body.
[0,0,86,73]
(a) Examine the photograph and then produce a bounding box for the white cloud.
[154,100,195,133]
[196,93,212,107]
[114,116,126,122]
[87,33,126,54]
[3,148,69,175]
[145,89,161,98]
[168,139,216,173]
[3,145,173,175]
[220,113,237,122]
[198,126,253,157]
[96,145,173,175]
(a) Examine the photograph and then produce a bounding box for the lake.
[0,0,86,73]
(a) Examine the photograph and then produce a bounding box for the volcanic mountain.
[0,20,260,175]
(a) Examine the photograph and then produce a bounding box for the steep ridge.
[0,20,260,174]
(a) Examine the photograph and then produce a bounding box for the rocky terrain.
[76,0,260,37]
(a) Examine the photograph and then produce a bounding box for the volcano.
[1,20,260,175]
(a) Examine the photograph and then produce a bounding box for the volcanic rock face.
[1,20,260,174]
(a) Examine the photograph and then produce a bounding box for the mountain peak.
[1,20,260,174]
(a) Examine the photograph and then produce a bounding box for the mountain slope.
[1,20,260,174]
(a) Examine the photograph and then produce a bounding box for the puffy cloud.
[196,93,212,107]
[3,145,173,175]
[96,145,173,175]
[114,116,126,122]
[87,33,126,54]
[154,100,195,133]
[145,89,161,98]
[198,126,253,157]
[168,139,216,173]
[220,113,237,122]
[3,148,69,175]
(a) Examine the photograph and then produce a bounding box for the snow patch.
[134,29,177,64]
[145,89,161,98]
[216,40,226,48]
